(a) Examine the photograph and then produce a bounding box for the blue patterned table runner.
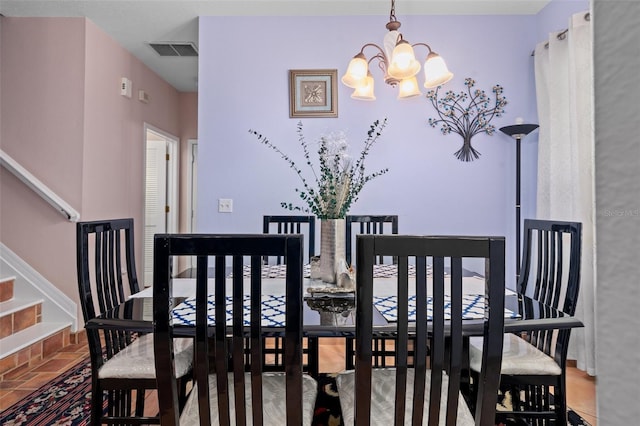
[170,292,516,326]
[373,294,519,321]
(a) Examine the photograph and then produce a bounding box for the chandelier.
[341,0,453,100]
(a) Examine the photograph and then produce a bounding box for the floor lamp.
[499,122,539,281]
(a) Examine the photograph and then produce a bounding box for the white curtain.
[534,11,596,376]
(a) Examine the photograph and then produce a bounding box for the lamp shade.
[351,72,376,100]
[500,124,540,139]
[341,54,369,88]
[423,52,453,88]
[388,40,421,80]
[397,76,421,99]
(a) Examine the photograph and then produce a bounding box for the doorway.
[143,125,179,287]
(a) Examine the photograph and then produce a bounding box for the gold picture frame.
[289,69,338,118]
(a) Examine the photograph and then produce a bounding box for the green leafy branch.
[249,119,389,218]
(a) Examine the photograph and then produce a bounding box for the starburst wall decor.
[426,78,507,162]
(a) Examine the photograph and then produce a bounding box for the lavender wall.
[537,0,590,44]
[198,13,541,280]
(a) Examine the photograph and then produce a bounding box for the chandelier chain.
[389,0,397,22]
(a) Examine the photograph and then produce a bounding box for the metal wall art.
[426,77,507,162]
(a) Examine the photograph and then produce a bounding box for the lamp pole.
[499,122,539,282]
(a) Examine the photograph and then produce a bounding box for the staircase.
[0,247,77,381]
[0,276,73,380]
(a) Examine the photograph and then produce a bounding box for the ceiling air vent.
[149,42,198,57]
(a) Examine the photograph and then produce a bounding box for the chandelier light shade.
[397,76,421,99]
[423,51,454,88]
[341,0,453,100]
[388,39,421,79]
[351,72,376,100]
[342,53,369,88]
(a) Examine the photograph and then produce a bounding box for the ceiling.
[0,0,550,92]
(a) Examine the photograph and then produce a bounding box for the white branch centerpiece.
[249,118,389,219]
[249,119,389,283]
[426,77,507,162]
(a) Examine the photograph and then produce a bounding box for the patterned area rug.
[1,360,590,426]
[0,358,98,426]
[312,373,343,426]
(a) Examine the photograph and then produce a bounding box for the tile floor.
[0,340,89,411]
[0,338,597,425]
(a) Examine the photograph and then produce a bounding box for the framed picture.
[289,69,338,118]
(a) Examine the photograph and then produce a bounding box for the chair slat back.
[517,218,582,365]
[263,215,316,264]
[346,215,398,265]
[76,218,139,361]
[354,234,505,426]
[153,234,305,426]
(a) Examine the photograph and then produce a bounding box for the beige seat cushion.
[180,372,318,425]
[469,334,562,375]
[98,333,193,379]
[336,368,475,426]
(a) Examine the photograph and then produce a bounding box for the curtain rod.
[531,12,590,56]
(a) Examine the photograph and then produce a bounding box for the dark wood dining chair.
[262,214,319,377]
[153,233,318,425]
[344,214,399,370]
[263,215,316,264]
[337,234,506,425]
[76,218,193,425]
[345,214,398,266]
[468,219,582,425]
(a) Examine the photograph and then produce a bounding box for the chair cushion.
[180,372,318,425]
[468,334,562,375]
[335,368,475,426]
[98,333,193,379]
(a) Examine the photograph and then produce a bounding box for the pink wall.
[0,17,197,323]
[1,18,87,314]
[178,92,198,234]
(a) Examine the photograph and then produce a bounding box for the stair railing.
[0,149,80,222]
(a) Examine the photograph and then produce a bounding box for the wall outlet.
[218,198,233,213]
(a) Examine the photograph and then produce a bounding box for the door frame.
[185,139,198,271]
[143,123,179,284]
[186,139,198,233]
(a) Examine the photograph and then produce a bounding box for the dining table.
[86,262,584,383]
[86,262,583,345]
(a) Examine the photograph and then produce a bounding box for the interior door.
[144,138,168,286]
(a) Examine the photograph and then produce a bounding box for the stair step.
[0,298,43,339]
[0,297,42,316]
[0,276,16,302]
[0,321,71,359]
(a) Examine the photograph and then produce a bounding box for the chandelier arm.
[359,43,391,74]
[410,42,434,54]
[359,43,388,60]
